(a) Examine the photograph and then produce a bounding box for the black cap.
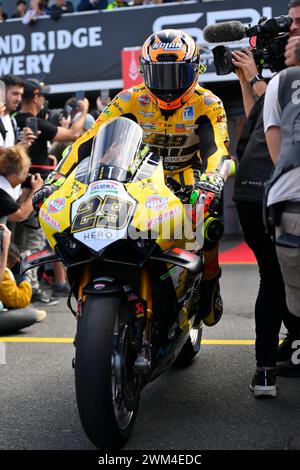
[23,78,50,100]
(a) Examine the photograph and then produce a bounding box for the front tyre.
[175,325,203,367]
[75,295,140,449]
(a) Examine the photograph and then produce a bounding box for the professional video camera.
[204,15,292,75]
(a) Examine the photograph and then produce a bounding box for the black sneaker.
[277,332,300,363]
[195,269,223,327]
[31,289,59,306]
[250,368,277,398]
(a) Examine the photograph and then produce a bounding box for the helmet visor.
[142,62,198,91]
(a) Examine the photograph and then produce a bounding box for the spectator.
[50,111,95,163]
[14,78,89,303]
[231,45,300,397]
[15,78,89,180]
[22,0,44,24]
[106,0,128,8]
[264,65,300,376]
[0,3,8,21]
[0,145,43,225]
[77,0,107,11]
[142,0,162,4]
[0,224,11,284]
[49,0,74,20]
[0,144,47,304]
[90,94,111,120]
[0,74,36,149]
[0,242,47,334]
[11,0,27,18]
[39,0,50,13]
[64,97,81,120]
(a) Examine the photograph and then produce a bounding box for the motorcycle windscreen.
[88,117,143,183]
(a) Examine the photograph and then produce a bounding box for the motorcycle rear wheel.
[75,294,140,449]
[174,325,203,367]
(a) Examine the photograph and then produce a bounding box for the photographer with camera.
[13,79,89,303]
[0,145,43,225]
[284,0,300,65]
[0,242,47,334]
[230,51,299,398]
[220,5,300,396]
[263,2,300,376]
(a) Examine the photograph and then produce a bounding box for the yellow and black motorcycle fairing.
[26,117,205,450]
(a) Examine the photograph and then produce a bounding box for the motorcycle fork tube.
[139,269,153,340]
[77,262,92,315]
[140,269,153,319]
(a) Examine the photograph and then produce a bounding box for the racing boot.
[194,269,223,327]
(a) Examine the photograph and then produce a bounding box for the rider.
[34,29,230,327]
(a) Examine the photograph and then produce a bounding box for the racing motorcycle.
[23,117,234,449]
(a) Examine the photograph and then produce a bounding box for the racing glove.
[32,174,66,213]
[32,185,57,213]
[191,173,224,214]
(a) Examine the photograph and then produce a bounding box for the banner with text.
[0,0,286,92]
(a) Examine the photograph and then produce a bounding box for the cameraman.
[231,42,300,396]
[285,0,300,66]
[0,145,43,224]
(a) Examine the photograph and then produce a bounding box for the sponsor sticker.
[204,95,219,106]
[118,91,131,103]
[27,249,50,261]
[66,182,82,199]
[94,283,106,290]
[48,198,65,214]
[146,205,181,229]
[102,107,113,118]
[83,230,113,240]
[164,155,192,163]
[175,124,185,133]
[112,101,124,113]
[139,111,154,118]
[138,95,151,106]
[40,209,61,230]
[183,106,194,120]
[90,181,119,194]
[152,42,183,50]
[140,121,157,130]
[146,196,168,211]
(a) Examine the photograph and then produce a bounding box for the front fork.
[130,269,153,372]
[75,265,153,371]
[76,263,93,317]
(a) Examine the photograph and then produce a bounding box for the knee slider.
[203,216,224,251]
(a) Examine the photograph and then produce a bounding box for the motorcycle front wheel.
[75,294,141,449]
[174,325,203,367]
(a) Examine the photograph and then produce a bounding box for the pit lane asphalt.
[1,263,300,451]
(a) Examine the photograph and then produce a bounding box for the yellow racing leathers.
[44,83,230,327]
[50,83,229,191]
